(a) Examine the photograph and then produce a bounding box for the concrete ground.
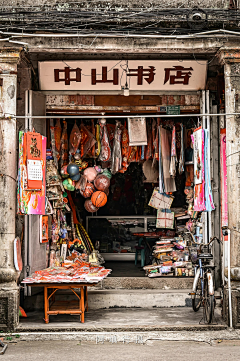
[18,307,225,332]
[2,340,240,361]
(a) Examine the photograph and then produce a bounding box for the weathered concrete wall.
[0,51,20,331]
[220,49,240,327]
[224,61,240,269]
[0,1,229,9]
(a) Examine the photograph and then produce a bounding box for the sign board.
[38,60,207,92]
[167,106,180,115]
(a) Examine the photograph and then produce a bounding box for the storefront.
[16,58,223,307]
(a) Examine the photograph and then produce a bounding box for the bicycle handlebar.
[199,236,222,252]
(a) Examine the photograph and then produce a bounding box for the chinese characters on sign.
[164,66,193,85]
[54,66,156,86]
[39,60,207,91]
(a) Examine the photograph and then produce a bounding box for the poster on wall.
[220,129,228,227]
[193,128,206,212]
[40,215,49,243]
[17,131,46,215]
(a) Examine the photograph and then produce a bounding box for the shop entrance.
[23,90,213,282]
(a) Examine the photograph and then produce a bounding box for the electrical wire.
[3,112,240,119]
[0,6,239,36]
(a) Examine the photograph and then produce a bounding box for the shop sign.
[38,60,207,91]
[167,106,180,115]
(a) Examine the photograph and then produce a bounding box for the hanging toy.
[94,174,110,192]
[83,167,98,182]
[67,163,80,178]
[74,150,81,161]
[84,199,99,213]
[91,191,107,208]
[102,169,112,179]
[80,183,95,198]
[75,175,87,192]
[60,165,69,178]
[63,178,75,191]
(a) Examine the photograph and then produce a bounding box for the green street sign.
[167,106,180,115]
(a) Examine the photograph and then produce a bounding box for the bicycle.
[190,236,221,324]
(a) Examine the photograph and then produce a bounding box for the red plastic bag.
[69,122,81,155]
[54,118,62,155]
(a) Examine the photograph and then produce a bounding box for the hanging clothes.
[204,129,215,211]
[169,125,177,177]
[111,121,122,174]
[179,123,184,175]
[98,119,111,162]
[160,126,176,193]
[158,126,165,194]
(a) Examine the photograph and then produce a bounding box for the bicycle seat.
[198,253,213,259]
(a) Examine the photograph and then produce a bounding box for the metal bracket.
[0,340,8,355]
[25,265,30,273]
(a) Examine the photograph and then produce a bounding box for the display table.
[28,282,98,323]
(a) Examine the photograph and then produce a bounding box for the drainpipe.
[228,228,233,328]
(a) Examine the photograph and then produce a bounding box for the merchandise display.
[19,114,215,295]
[22,254,111,284]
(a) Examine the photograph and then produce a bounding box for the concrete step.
[87,289,192,309]
[17,307,227,335]
[94,276,194,290]
[24,288,192,311]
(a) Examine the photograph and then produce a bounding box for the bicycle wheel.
[192,277,202,312]
[204,275,214,323]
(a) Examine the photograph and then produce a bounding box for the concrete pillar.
[221,50,240,327]
[0,51,20,331]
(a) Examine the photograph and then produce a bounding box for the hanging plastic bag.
[60,121,68,168]
[169,125,177,177]
[98,119,111,162]
[54,118,62,157]
[69,122,81,156]
[80,123,96,158]
[111,120,122,174]
[179,123,184,175]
